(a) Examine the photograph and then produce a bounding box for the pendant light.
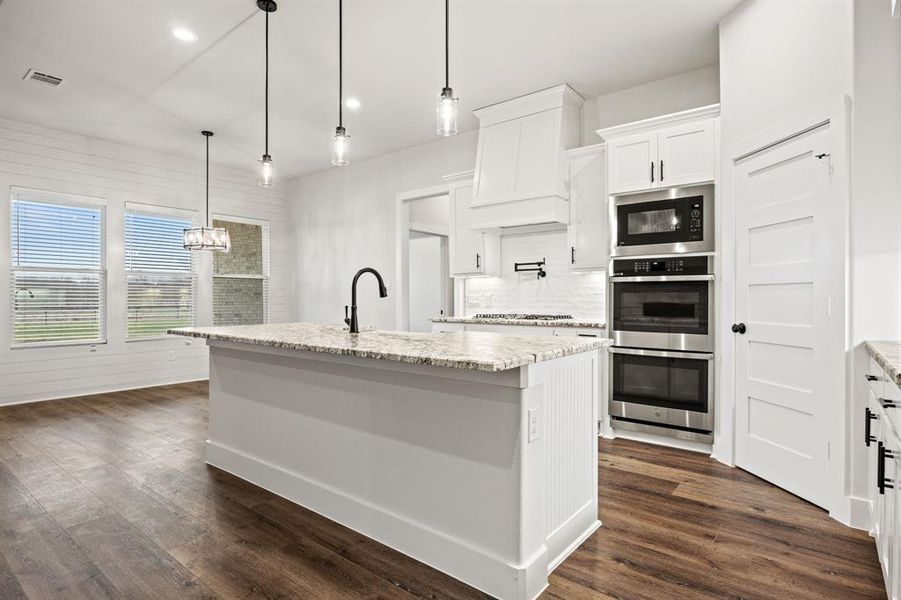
[436,0,458,137]
[331,0,349,166]
[184,131,231,252]
[257,0,277,187]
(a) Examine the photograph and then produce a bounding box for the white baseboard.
[207,440,556,600]
[612,427,713,455]
[841,494,872,531]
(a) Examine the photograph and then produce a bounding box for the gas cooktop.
[473,313,574,321]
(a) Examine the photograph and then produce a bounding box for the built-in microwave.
[611,184,714,257]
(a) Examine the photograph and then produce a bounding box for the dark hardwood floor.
[0,382,885,599]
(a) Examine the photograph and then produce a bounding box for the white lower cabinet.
[865,358,901,599]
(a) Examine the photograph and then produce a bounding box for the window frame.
[211,214,270,326]
[9,187,108,349]
[124,202,199,342]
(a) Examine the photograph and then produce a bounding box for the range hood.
[469,84,583,229]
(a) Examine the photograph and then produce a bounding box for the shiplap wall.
[0,119,290,406]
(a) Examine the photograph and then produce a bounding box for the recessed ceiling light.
[172,27,198,42]
[345,97,361,110]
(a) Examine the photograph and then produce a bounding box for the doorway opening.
[395,188,454,332]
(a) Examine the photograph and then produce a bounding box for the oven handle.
[608,347,715,360]
[609,274,715,283]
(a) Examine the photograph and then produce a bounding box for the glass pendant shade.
[331,127,349,166]
[437,87,458,137]
[183,226,231,251]
[258,155,274,187]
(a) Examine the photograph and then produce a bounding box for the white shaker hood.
[469,84,584,229]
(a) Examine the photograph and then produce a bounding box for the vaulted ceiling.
[0,0,740,179]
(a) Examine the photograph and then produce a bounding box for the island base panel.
[204,343,599,600]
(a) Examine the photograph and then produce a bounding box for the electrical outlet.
[528,407,541,443]
[167,350,176,361]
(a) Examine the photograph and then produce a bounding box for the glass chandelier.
[257,0,277,186]
[184,131,230,252]
[437,0,458,136]
[331,0,350,166]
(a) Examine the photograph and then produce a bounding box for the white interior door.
[733,124,836,509]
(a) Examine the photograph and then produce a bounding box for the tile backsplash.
[464,229,606,319]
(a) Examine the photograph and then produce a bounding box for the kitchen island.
[170,323,604,600]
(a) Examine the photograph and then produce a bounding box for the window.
[212,218,269,326]
[10,192,105,345]
[125,207,196,338]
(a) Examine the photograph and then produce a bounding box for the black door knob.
[731,323,746,334]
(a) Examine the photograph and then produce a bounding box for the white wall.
[465,229,606,320]
[408,234,446,332]
[581,65,720,142]
[719,0,853,148]
[0,119,290,405]
[288,131,478,328]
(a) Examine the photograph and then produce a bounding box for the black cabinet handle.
[880,397,898,409]
[650,161,655,183]
[867,374,880,382]
[866,407,877,446]
[879,442,896,495]
[476,253,480,270]
[571,246,575,264]
[731,323,747,334]
[660,160,664,182]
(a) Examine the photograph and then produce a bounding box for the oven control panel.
[612,255,710,276]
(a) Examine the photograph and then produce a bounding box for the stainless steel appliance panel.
[608,347,714,433]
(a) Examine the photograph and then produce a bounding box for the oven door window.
[613,280,709,335]
[612,353,709,413]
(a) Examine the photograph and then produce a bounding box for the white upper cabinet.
[469,85,583,228]
[598,105,720,195]
[566,144,608,271]
[657,120,716,188]
[607,132,658,194]
[447,173,500,277]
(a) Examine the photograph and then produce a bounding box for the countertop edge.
[865,340,901,386]
[431,317,607,329]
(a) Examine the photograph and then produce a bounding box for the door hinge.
[815,152,833,174]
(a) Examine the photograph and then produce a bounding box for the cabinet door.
[883,426,900,594]
[473,119,520,205]
[657,119,716,187]
[449,182,485,276]
[568,149,608,271]
[607,131,657,194]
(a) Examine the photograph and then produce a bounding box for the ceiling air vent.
[22,69,65,88]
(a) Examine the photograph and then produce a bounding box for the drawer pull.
[867,374,881,382]
[880,398,898,409]
[866,407,878,446]
[880,442,896,495]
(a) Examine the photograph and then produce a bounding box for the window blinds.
[125,210,196,338]
[10,198,105,345]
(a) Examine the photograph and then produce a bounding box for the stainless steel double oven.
[608,185,715,440]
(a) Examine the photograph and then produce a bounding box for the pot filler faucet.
[345,267,388,334]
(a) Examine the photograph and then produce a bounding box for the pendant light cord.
[205,133,210,227]
[445,0,449,89]
[339,0,343,128]
[265,8,270,156]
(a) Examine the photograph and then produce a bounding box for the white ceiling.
[0,0,740,180]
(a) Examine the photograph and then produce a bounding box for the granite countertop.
[431,316,606,329]
[865,340,901,386]
[169,323,609,372]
